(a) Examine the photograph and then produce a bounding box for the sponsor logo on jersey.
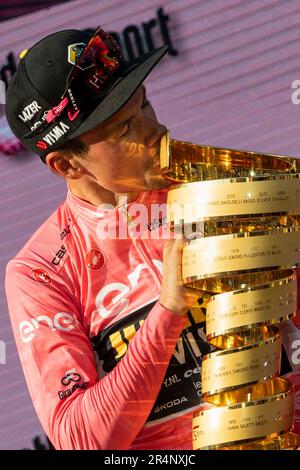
[52,244,67,266]
[32,267,51,285]
[60,217,72,241]
[95,259,163,318]
[153,396,188,413]
[19,312,78,343]
[58,368,88,400]
[85,249,105,271]
[50,222,71,267]
[147,216,167,231]
[61,368,81,386]
[60,228,71,240]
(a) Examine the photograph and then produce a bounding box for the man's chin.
[144,172,172,189]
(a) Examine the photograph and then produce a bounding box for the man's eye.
[120,120,130,136]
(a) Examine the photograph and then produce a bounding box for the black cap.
[5,28,168,162]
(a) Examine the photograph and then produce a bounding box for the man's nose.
[145,121,168,148]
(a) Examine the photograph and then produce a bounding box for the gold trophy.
[160,132,300,450]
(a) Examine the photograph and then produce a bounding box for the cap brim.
[70,45,168,139]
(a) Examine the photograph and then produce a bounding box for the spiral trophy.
[160,131,300,450]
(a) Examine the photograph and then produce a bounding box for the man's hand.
[159,238,201,317]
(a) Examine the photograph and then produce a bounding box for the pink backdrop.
[0,0,71,22]
[1,0,300,449]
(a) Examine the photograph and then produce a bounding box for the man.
[4,27,207,450]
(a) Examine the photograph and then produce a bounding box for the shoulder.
[6,198,76,284]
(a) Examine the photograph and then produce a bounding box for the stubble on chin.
[144,170,172,189]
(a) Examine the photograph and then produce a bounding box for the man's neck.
[67,178,140,208]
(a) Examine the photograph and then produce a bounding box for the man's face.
[75,85,170,193]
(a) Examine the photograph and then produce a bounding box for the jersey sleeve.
[5,260,186,450]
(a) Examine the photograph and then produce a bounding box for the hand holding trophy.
[160,131,300,450]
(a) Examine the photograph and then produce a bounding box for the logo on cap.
[36,141,48,150]
[32,267,51,285]
[85,249,105,271]
[68,43,86,65]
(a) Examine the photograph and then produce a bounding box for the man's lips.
[150,163,171,182]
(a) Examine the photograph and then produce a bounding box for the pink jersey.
[5,188,213,450]
[5,188,300,450]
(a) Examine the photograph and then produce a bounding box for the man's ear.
[45,151,86,179]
